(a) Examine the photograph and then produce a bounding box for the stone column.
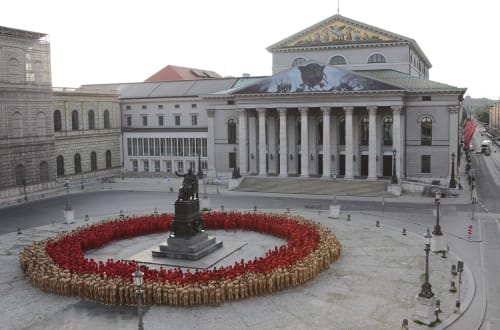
[367,106,377,181]
[392,106,402,180]
[207,109,216,175]
[278,108,288,177]
[299,107,309,177]
[267,115,277,175]
[321,107,331,179]
[237,109,248,175]
[257,108,267,176]
[248,114,257,174]
[344,107,354,180]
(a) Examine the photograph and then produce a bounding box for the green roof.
[355,70,464,93]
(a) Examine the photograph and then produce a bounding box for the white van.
[481,140,492,154]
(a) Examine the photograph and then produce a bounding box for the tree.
[474,105,490,124]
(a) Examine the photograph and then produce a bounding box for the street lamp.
[203,169,208,199]
[449,152,457,188]
[132,264,144,330]
[391,149,398,184]
[419,228,434,299]
[197,153,203,180]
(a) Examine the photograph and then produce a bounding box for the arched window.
[339,117,345,145]
[227,119,237,144]
[420,116,432,145]
[292,57,307,67]
[383,116,393,146]
[296,118,301,145]
[88,110,95,130]
[90,151,97,171]
[74,154,82,174]
[105,150,112,169]
[53,110,62,132]
[71,110,79,130]
[360,116,369,145]
[56,155,64,176]
[329,55,347,65]
[317,117,323,145]
[8,58,21,82]
[37,112,46,136]
[103,109,110,129]
[39,161,49,182]
[15,164,25,186]
[368,53,387,64]
[12,112,23,137]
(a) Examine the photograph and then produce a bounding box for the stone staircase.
[233,176,392,197]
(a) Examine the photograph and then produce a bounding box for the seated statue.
[175,169,198,201]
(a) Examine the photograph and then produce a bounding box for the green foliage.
[474,104,490,123]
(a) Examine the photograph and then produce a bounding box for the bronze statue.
[175,169,198,201]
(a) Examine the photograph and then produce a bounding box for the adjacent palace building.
[1,14,467,201]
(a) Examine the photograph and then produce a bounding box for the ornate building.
[205,15,466,184]
[0,26,56,200]
[52,88,121,182]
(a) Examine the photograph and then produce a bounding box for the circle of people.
[19,211,341,306]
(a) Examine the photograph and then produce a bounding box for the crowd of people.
[19,211,341,306]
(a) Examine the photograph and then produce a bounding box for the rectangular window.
[175,115,181,126]
[132,138,137,156]
[189,161,196,171]
[143,160,149,172]
[127,138,132,156]
[178,138,184,156]
[132,160,138,172]
[191,114,198,126]
[421,155,431,174]
[202,138,207,157]
[190,138,196,156]
[160,138,165,156]
[165,160,172,173]
[138,138,143,156]
[201,160,208,170]
[126,115,132,127]
[155,138,160,156]
[149,138,154,156]
[172,138,178,156]
[184,138,189,156]
[175,104,180,109]
[166,138,171,156]
[177,161,184,172]
[229,152,236,169]
[158,104,163,109]
[155,160,160,172]
[144,139,149,155]
[191,104,197,109]
[126,105,131,110]
[158,115,164,126]
[142,105,147,110]
[142,115,148,126]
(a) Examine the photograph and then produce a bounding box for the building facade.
[0,26,56,200]
[205,15,465,184]
[489,101,500,136]
[52,88,121,182]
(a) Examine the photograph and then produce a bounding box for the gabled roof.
[267,14,431,67]
[221,62,403,95]
[144,65,221,83]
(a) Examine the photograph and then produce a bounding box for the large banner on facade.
[464,119,477,149]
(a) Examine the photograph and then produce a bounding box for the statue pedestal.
[413,295,436,325]
[152,199,222,260]
[63,208,74,224]
[387,183,402,196]
[329,204,341,218]
[200,198,210,210]
[431,234,445,253]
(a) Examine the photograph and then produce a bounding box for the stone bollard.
[346,214,351,221]
[17,228,22,235]
[402,228,407,236]
[85,214,89,222]
[376,220,380,227]
[451,264,457,276]
[450,281,457,293]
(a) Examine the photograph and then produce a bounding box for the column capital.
[448,105,460,114]
[277,108,287,115]
[237,108,247,115]
[207,109,216,116]
[391,106,403,113]
[298,107,308,114]
[320,106,331,115]
[344,106,353,114]
[367,106,377,114]
[256,108,266,116]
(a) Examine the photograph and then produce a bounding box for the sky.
[2,0,499,99]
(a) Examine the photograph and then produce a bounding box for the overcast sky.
[2,0,499,99]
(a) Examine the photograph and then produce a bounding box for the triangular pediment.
[229,62,403,95]
[268,14,409,50]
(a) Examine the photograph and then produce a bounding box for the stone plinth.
[387,183,402,196]
[200,198,210,210]
[413,295,437,325]
[432,234,445,253]
[63,209,74,224]
[152,199,222,260]
[329,204,340,218]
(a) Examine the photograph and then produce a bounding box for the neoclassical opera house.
[204,14,466,183]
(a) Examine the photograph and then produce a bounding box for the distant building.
[144,65,221,83]
[0,26,56,200]
[52,87,121,183]
[489,101,500,136]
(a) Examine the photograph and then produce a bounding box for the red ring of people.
[20,211,341,306]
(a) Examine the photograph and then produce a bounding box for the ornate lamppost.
[419,228,434,299]
[133,264,144,330]
[391,149,398,184]
[449,152,457,188]
[432,191,444,252]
